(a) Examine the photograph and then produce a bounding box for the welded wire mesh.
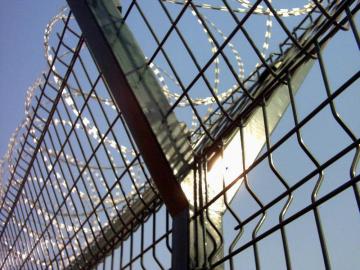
[92,0,360,269]
[0,0,359,269]
[120,0,342,151]
[0,11,162,269]
[92,204,173,270]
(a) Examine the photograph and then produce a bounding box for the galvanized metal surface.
[66,0,192,217]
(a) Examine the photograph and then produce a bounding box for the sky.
[0,1,359,269]
[0,0,66,159]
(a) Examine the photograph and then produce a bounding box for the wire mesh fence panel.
[0,0,359,269]
[90,0,360,269]
[0,10,162,269]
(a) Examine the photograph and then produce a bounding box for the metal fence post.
[66,0,192,268]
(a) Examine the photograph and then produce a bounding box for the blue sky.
[0,1,65,158]
[0,1,359,269]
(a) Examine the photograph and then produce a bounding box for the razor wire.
[0,0,318,267]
